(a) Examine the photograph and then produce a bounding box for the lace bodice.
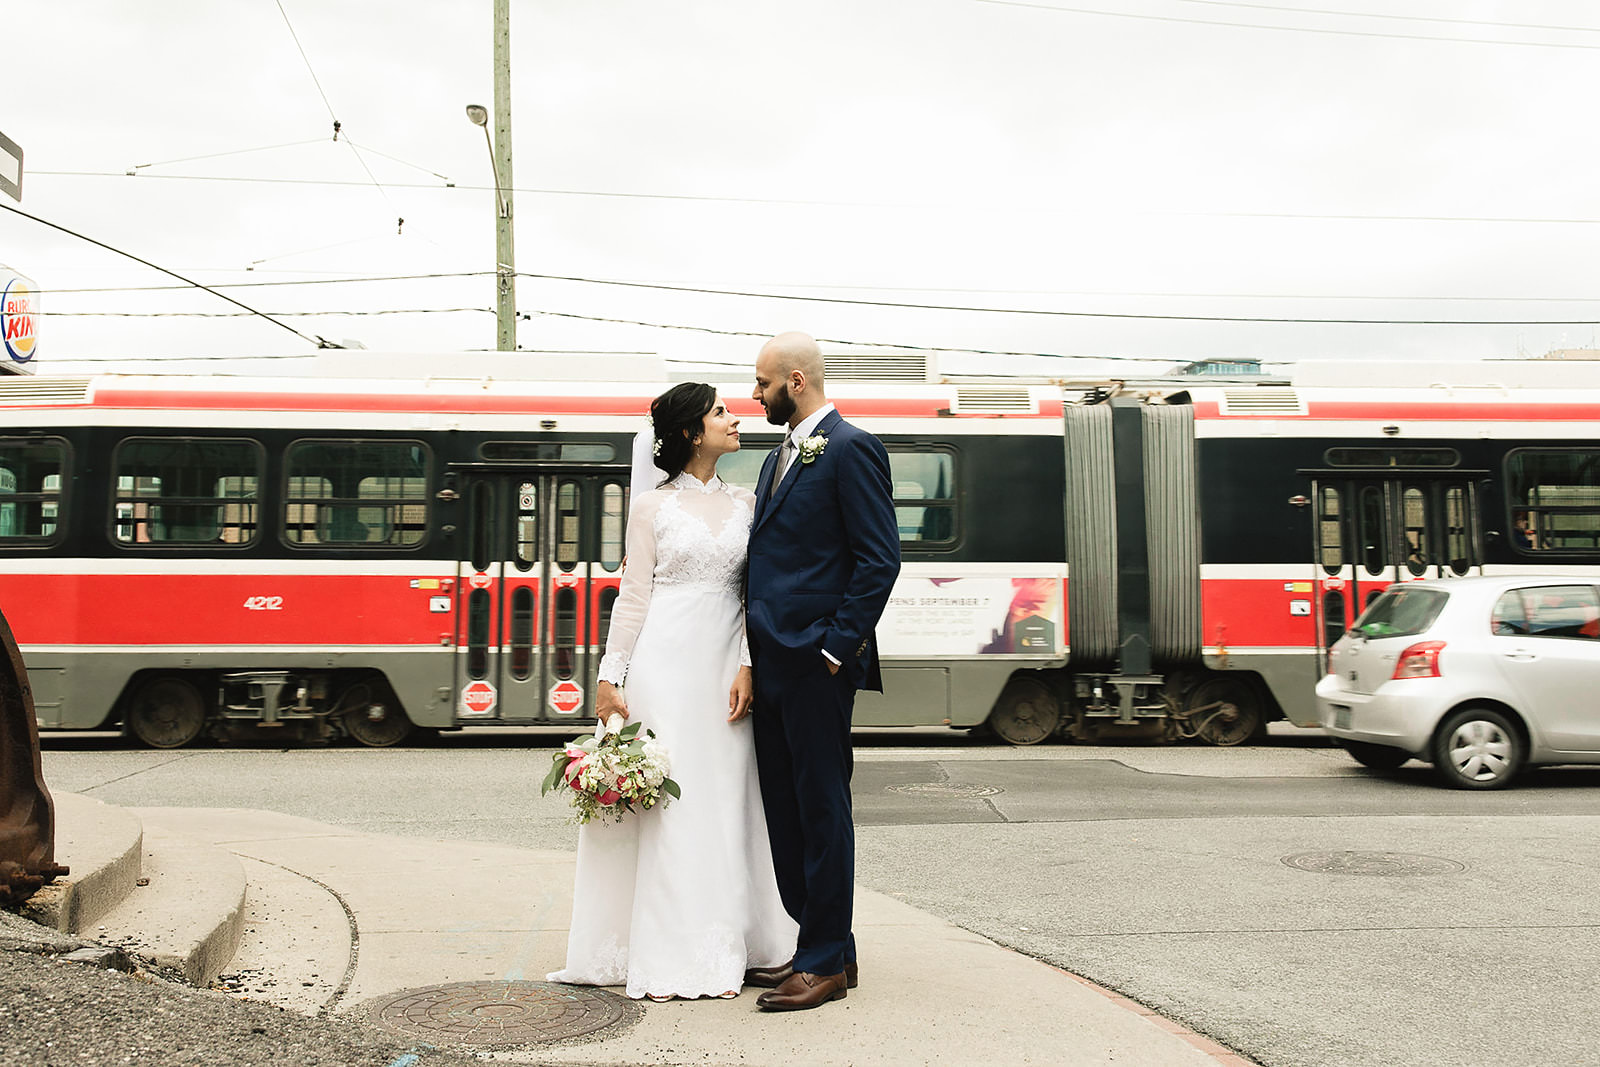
[597,472,755,685]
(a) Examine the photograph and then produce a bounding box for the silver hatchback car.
[1317,575,1600,789]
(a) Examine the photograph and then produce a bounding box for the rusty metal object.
[0,606,68,905]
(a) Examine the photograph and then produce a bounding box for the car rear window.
[1353,586,1448,638]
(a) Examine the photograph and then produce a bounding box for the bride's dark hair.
[649,382,718,483]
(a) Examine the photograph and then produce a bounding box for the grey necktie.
[770,436,794,497]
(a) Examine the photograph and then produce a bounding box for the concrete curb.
[97,829,247,986]
[21,793,143,935]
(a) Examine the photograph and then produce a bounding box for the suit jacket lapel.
[753,446,779,527]
[755,409,842,533]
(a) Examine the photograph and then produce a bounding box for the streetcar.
[2,355,1596,748]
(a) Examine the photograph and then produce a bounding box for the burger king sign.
[1,269,37,367]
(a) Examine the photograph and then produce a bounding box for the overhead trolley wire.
[1177,1,1600,36]
[515,272,1600,326]
[272,0,404,228]
[975,0,1600,50]
[0,201,330,348]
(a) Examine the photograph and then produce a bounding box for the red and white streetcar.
[2,355,1596,747]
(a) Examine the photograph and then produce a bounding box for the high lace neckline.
[668,471,724,493]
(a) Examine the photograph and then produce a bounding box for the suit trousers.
[751,659,857,977]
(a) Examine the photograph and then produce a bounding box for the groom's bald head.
[754,331,827,428]
[761,331,825,387]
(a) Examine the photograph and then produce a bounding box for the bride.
[547,382,798,1001]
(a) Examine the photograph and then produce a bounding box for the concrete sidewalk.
[112,804,1244,1066]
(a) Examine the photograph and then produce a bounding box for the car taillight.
[1392,640,1445,679]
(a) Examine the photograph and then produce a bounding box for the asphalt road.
[37,725,1600,1067]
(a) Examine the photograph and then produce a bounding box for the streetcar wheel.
[986,676,1060,746]
[343,700,414,747]
[1430,706,1521,790]
[1343,740,1411,770]
[1185,677,1261,747]
[126,676,208,749]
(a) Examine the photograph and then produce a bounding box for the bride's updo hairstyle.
[649,382,718,483]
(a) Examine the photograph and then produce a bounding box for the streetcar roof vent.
[1220,387,1306,416]
[0,376,92,405]
[825,353,932,382]
[952,386,1035,413]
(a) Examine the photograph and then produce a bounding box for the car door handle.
[1501,651,1538,661]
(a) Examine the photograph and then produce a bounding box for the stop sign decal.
[549,680,584,715]
[460,680,497,717]
[468,571,492,591]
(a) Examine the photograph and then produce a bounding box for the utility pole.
[493,0,516,351]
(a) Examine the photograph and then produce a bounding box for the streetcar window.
[889,450,956,545]
[515,481,536,571]
[1324,447,1459,468]
[479,441,616,462]
[555,480,580,569]
[0,437,67,543]
[1445,486,1471,575]
[599,482,624,572]
[1505,449,1600,553]
[284,440,429,548]
[1402,486,1430,576]
[112,438,261,546]
[1317,485,1343,573]
[1358,485,1386,575]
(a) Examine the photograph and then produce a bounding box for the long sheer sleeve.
[597,492,661,685]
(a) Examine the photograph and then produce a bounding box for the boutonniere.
[798,434,828,464]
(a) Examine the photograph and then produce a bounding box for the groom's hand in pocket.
[728,666,754,722]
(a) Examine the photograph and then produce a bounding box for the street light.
[465,104,508,219]
[466,102,516,350]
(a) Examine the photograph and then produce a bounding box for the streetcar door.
[454,468,628,723]
[1310,473,1482,669]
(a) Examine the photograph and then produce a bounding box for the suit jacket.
[746,409,901,691]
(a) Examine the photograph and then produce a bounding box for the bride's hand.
[596,681,629,723]
[727,666,753,723]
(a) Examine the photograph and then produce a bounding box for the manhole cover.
[1281,850,1465,877]
[885,782,1004,798]
[364,981,637,1046]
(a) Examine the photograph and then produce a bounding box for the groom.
[743,331,901,1011]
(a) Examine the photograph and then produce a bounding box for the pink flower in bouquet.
[595,786,622,806]
[562,747,589,787]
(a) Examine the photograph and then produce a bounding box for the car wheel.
[1430,706,1522,790]
[1343,740,1411,770]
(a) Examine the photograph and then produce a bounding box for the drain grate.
[1281,850,1465,877]
[364,980,637,1046]
[885,782,1004,799]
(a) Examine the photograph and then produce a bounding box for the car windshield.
[1352,586,1448,638]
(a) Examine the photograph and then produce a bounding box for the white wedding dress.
[547,471,797,1000]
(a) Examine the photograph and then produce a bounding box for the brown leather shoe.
[756,970,847,1011]
[743,960,793,988]
[745,960,858,990]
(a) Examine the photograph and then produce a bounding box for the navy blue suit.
[747,408,901,977]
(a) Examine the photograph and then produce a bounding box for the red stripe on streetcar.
[1200,578,1318,648]
[0,573,453,646]
[1193,400,1600,422]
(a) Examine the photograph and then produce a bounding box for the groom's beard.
[763,384,796,426]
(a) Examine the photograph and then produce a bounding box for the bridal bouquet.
[541,715,680,824]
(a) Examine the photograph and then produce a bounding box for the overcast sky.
[7,0,1600,377]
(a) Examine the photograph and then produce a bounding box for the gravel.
[0,911,504,1067]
